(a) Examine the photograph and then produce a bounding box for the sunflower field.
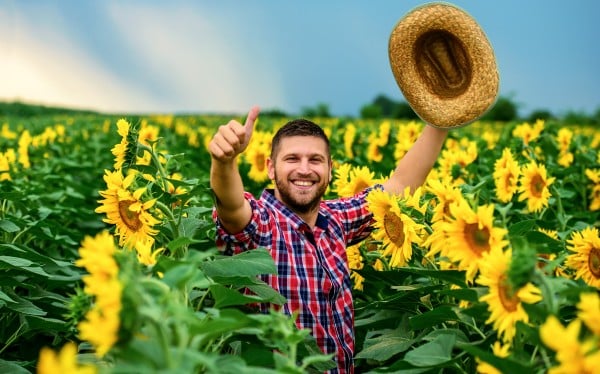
[0,110,599,373]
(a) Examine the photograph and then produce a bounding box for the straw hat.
[389,2,499,128]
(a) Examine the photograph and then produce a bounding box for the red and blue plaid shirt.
[213,187,380,373]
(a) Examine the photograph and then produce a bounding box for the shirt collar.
[261,189,329,230]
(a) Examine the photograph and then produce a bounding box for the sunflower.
[366,132,384,162]
[424,176,464,224]
[18,130,31,169]
[540,316,600,374]
[393,121,422,161]
[482,130,500,150]
[436,139,478,185]
[475,341,510,374]
[37,342,96,374]
[565,226,600,288]
[334,164,378,198]
[111,118,139,170]
[244,129,272,183]
[75,231,122,357]
[584,168,600,211]
[556,127,573,153]
[366,189,424,268]
[517,161,555,213]
[0,151,12,181]
[138,122,160,147]
[493,148,520,203]
[426,200,509,283]
[477,247,542,343]
[346,243,365,291]
[343,122,356,159]
[95,169,161,249]
[577,292,600,336]
[512,120,544,146]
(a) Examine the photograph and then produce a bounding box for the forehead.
[274,136,329,158]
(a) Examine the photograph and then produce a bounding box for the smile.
[292,180,314,187]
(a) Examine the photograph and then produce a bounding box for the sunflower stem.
[533,268,557,315]
[154,200,180,240]
[139,143,171,193]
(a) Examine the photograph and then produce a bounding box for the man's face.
[267,135,332,214]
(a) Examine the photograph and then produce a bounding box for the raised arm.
[382,124,448,195]
[208,106,260,233]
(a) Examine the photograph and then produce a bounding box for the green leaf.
[166,236,196,251]
[0,255,33,268]
[209,284,265,308]
[404,333,456,367]
[396,267,467,288]
[0,290,16,303]
[201,249,277,279]
[0,360,30,374]
[507,236,537,291]
[245,282,286,305]
[5,296,47,316]
[508,219,537,236]
[355,331,414,361]
[161,263,209,290]
[0,220,20,233]
[409,306,459,330]
[456,341,532,373]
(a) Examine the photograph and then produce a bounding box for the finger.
[220,121,246,147]
[243,106,260,139]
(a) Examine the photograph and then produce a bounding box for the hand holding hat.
[389,2,499,128]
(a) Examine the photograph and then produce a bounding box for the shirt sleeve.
[212,192,263,255]
[326,184,383,245]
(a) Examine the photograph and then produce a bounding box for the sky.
[1,0,599,118]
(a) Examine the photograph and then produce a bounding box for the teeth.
[293,181,313,186]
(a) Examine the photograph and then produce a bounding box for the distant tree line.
[357,94,600,125]
[295,95,600,125]
[2,98,599,125]
[0,101,98,117]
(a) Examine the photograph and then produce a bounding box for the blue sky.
[1,0,599,117]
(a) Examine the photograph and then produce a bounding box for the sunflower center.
[255,153,266,171]
[384,212,405,245]
[589,247,600,278]
[530,174,545,197]
[464,223,490,256]
[498,275,519,312]
[353,180,370,195]
[118,200,143,231]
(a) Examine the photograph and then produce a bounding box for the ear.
[267,157,275,180]
[328,158,333,182]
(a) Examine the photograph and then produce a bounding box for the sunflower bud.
[507,236,537,294]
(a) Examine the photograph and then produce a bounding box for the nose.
[297,158,311,174]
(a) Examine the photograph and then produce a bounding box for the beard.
[273,171,329,214]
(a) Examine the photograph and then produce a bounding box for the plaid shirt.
[213,187,379,373]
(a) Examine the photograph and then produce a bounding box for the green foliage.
[1,109,599,373]
[482,96,519,122]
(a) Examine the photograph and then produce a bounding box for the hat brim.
[389,2,499,128]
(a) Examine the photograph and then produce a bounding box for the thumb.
[244,106,260,141]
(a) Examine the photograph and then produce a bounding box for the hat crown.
[415,30,472,98]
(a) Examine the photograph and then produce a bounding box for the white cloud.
[0,2,289,114]
[0,4,163,112]
[104,2,288,113]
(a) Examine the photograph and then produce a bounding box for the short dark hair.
[271,118,330,158]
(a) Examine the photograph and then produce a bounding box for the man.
[208,106,447,373]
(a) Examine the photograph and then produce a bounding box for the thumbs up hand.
[208,106,260,162]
